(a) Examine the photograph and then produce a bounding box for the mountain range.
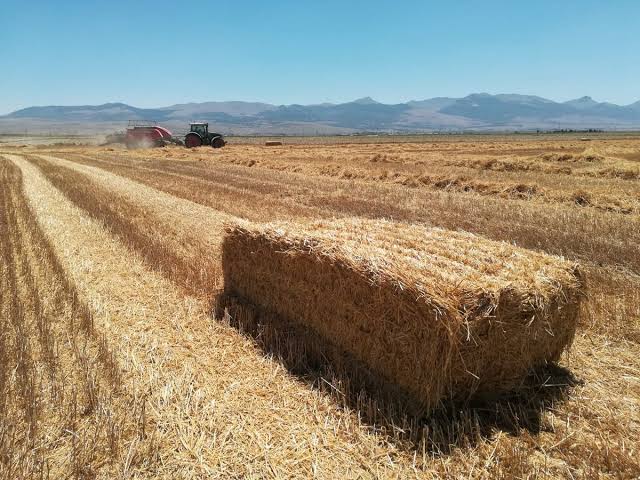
[2,93,640,134]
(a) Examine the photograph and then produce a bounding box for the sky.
[1,0,639,114]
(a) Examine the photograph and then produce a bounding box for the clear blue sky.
[1,0,639,114]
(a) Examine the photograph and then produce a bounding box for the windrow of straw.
[220,218,584,414]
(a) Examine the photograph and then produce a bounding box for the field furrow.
[1,133,639,479]
[8,154,435,478]
[70,142,640,214]
[59,151,640,273]
[37,152,640,344]
[27,155,226,300]
[0,159,144,478]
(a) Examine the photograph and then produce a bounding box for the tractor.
[184,123,226,148]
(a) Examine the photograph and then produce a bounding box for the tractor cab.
[190,122,208,136]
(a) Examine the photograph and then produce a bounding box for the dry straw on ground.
[221,218,584,414]
[2,137,639,477]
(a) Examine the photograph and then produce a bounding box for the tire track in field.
[6,154,425,478]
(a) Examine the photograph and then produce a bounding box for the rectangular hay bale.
[221,218,583,413]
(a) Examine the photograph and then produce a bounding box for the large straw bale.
[220,218,583,413]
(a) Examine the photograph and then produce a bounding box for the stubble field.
[1,133,639,479]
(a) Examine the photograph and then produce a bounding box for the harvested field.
[1,133,640,478]
[53,149,640,270]
[0,161,146,477]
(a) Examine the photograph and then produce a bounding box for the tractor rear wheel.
[185,133,202,148]
[211,136,225,148]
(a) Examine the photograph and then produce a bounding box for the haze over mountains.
[2,93,640,135]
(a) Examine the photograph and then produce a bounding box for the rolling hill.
[2,94,640,134]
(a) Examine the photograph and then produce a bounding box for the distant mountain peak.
[351,96,380,105]
[464,93,491,99]
[564,96,599,109]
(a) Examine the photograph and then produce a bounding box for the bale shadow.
[429,364,581,453]
[213,292,582,455]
